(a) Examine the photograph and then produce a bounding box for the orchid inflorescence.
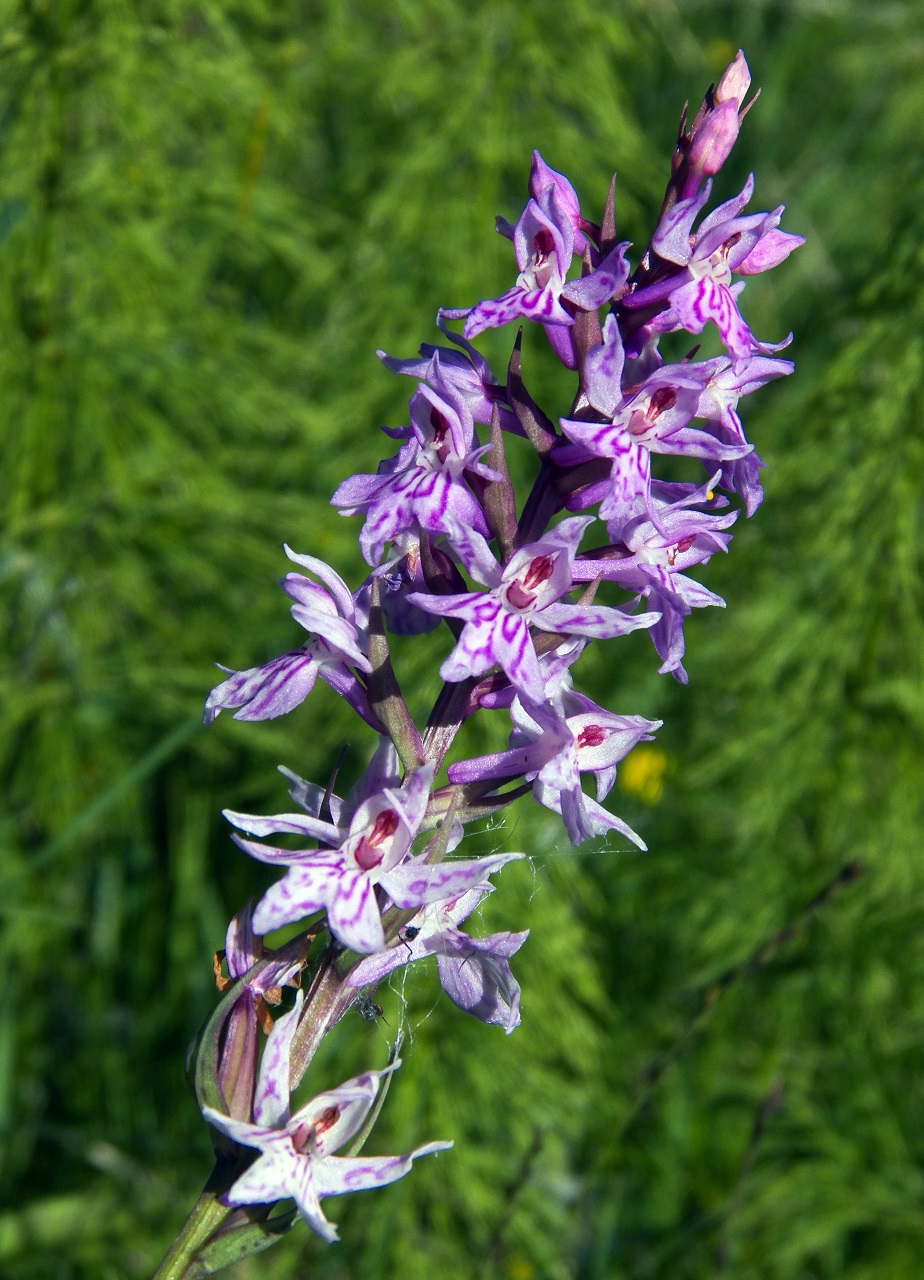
[167,50,802,1273]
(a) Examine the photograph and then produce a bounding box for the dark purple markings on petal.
[560,417,631,461]
[500,611,525,644]
[463,287,530,339]
[251,865,339,934]
[537,602,659,640]
[314,1146,450,1198]
[381,853,523,909]
[327,873,385,954]
[224,1151,301,1209]
[204,652,319,725]
[673,278,757,359]
[471,597,502,626]
[495,613,543,700]
[519,288,573,328]
[405,590,482,620]
[441,611,501,682]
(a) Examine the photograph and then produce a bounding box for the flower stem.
[152,1177,231,1280]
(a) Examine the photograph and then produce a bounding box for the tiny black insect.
[398,925,421,958]
[352,995,386,1022]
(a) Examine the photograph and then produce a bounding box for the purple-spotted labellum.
[225,758,523,953]
[204,546,375,728]
[408,517,660,702]
[450,696,660,847]
[331,365,499,566]
[203,993,451,1242]
[625,173,804,359]
[573,477,737,681]
[349,887,528,1033]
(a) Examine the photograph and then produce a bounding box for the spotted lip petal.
[201,1029,449,1245]
[410,517,622,701]
[331,428,492,567]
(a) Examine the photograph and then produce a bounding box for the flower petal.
[253,991,303,1127]
[203,652,318,725]
[380,852,524,908]
[313,1144,453,1198]
[327,871,385,953]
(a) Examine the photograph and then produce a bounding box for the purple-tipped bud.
[715,50,751,108]
[687,99,741,182]
[680,52,752,199]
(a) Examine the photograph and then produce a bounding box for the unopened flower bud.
[715,49,751,108]
[687,98,741,182]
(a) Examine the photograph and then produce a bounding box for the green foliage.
[1,1,921,1277]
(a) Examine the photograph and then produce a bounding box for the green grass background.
[1,1,922,1276]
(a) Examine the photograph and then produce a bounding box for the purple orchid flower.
[330,368,498,566]
[496,151,595,257]
[349,885,528,1034]
[450,693,660,847]
[204,546,374,727]
[407,517,660,703]
[378,320,520,435]
[442,183,629,352]
[625,174,804,359]
[559,316,750,537]
[680,51,753,199]
[690,353,793,514]
[572,477,737,682]
[225,758,523,953]
[202,991,451,1242]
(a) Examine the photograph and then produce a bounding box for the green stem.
[152,1179,231,1280]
